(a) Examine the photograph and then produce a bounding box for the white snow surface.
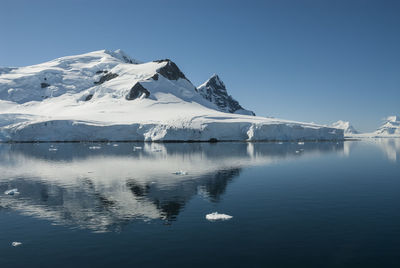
[206,212,233,221]
[331,120,359,135]
[375,116,400,136]
[0,50,343,142]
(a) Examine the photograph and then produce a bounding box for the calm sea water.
[0,140,399,267]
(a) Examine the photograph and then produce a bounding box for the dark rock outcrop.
[126,82,150,100]
[95,70,108,74]
[122,55,134,64]
[85,94,93,101]
[154,59,187,81]
[41,82,50,88]
[94,72,118,85]
[150,73,159,81]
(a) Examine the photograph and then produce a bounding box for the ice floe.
[173,170,188,175]
[205,212,233,221]
[5,188,20,195]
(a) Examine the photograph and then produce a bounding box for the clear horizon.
[1,0,399,132]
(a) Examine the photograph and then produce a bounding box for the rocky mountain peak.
[197,74,255,116]
[154,59,188,81]
[205,74,227,93]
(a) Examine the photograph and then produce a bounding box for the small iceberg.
[11,242,22,247]
[206,212,233,221]
[133,146,142,151]
[298,141,305,145]
[173,170,188,175]
[5,188,19,195]
[89,146,101,150]
[112,144,119,147]
[49,145,57,151]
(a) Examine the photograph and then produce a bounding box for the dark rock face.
[154,59,187,81]
[197,75,255,116]
[126,82,150,100]
[41,82,50,88]
[151,73,159,81]
[95,70,108,74]
[122,56,134,64]
[85,94,93,101]
[94,73,118,85]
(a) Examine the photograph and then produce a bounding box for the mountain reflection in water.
[0,142,343,232]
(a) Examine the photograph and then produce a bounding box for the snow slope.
[331,120,359,135]
[0,50,343,142]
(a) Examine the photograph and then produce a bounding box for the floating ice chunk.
[11,242,22,247]
[278,142,283,145]
[206,212,233,221]
[112,144,119,147]
[298,141,304,145]
[49,145,57,151]
[295,150,300,154]
[5,188,19,195]
[173,170,188,175]
[89,146,101,150]
[133,146,142,151]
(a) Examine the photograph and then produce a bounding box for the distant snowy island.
[0,49,349,142]
[329,116,400,139]
[349,116,400,138]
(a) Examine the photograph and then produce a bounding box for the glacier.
[0,50,343,142]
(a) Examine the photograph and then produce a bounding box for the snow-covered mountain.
[197,74,255,116]
[0,49,342,142]
[347,116,400,138]
[375,116,400,136]
[331,120,359,135]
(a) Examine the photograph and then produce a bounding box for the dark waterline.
[0,140,399,267]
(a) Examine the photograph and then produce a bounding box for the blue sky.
[1,0,399,132]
